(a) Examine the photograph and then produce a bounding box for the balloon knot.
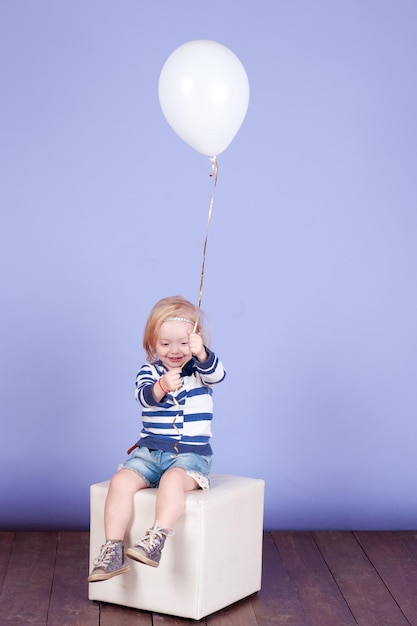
[209,156,218,178]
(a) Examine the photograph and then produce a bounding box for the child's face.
[155,320,192,369]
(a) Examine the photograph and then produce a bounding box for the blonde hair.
[143,296,206,362]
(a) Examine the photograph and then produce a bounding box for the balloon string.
[172,393,181,455]
[193,156,218,333]
[172,159,218,453]
[169,158,219,454]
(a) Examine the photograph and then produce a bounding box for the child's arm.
[135,364,180,407]
[152,367,182,401]
[190,336,226,386]
[188,331,208,362]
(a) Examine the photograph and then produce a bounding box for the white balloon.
[158,40,250,157]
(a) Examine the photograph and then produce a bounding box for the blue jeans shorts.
[119,447,212,490]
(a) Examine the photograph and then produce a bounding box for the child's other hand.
[188,331,208,362]
[162,368,182,391]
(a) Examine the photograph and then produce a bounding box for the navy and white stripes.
[134,348,225,455]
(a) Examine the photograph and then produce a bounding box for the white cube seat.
[89,473,265,620]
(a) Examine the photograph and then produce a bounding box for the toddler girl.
[88,295,226,582]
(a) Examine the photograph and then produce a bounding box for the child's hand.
[162,368,183,391]
[188,331,208,362]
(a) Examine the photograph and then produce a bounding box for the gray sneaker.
[88,540,130,582]
[126,523,174,567]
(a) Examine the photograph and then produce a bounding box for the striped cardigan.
[134,348,226,455]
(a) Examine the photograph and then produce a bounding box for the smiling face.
[155,320,192,370]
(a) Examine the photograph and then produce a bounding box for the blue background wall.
[1,1,416,531]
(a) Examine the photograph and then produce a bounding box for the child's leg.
[104,468,147,540]
[154,466,198,528]
[125,467,197,568]
[89,469,147,582]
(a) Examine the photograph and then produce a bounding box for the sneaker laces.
[93,541,116,567]
[136,524,174,550]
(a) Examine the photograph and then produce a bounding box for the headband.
[163,317,195,326]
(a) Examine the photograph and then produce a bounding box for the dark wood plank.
[314,531,409,626]
[100,602,152,625]
[273,531,356,626]
[207,595,257,625]
[0,532,14,592]
[0,531,58,624]
[355,531,417,625]
[47,531,98,625]
[251,532,309,625]
[395,530,417,562]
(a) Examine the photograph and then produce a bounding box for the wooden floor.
[1,531,417,625]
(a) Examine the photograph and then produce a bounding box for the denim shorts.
[119,447,213,490]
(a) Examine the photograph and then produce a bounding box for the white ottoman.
[88,473,264,620]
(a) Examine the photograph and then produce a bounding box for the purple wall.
[1,0,416,531]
